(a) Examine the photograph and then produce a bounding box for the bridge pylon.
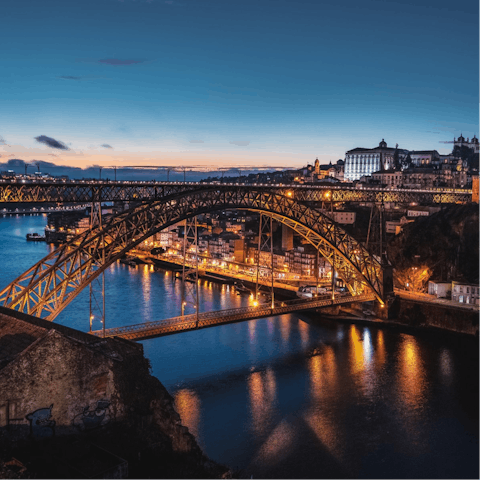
[181,217,199,322]
[89,190,106,337]
[255,213,275,309]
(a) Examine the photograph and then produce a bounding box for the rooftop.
[0,306,142,371]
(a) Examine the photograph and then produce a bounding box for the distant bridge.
[0,180,472,205]
[92,293,376,341]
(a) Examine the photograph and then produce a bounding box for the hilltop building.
[344,140,408,181]
[454,134,479,154]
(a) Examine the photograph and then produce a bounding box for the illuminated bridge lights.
[0,186,387,321]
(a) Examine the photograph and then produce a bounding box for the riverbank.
[314,294,479,337]
[146,255,479,337]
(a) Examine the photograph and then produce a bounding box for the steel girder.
[0,186,386,321]
[0,181,472,204]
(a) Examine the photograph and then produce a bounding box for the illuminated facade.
[344,140,408,181]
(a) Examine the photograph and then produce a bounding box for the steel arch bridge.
[0,186,390,321]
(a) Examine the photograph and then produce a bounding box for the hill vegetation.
[387,204,479,284]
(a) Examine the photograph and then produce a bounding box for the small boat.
[26,232,46,241]
[234,282,251,294]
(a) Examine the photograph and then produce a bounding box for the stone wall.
[387,296,479,336]
[0,309,230,478]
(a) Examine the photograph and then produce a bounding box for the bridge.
[91,293,376,340]
[0,179,472,205]
[0,183,390,322]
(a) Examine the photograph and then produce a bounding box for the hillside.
[387,204,479,283]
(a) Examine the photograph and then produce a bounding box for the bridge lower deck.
[92,293,376,340]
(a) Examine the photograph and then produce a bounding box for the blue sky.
[1,0,478,170]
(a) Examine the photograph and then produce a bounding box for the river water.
[1,215,478,479]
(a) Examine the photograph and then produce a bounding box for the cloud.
[35,135,69,150]
[0,136,9,146]
[229,141,250,147]
[98,59,145,66]
[58,76,82,81]
[101,144,113,149]
[189,140,204,144]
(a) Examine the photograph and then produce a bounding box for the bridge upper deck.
[0,179,472,204]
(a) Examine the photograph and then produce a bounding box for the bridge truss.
[0,186,390,321]
[0,181,472,205]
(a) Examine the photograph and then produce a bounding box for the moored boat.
[26,232,46,241]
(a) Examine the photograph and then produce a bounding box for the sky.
[1,0,478,174]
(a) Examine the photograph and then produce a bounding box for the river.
[0,214,478,478]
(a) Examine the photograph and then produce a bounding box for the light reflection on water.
[0,215,478,479]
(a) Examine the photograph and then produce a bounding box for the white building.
[428,281,451,298]
[451,282,479,305]
[344,140,408,181]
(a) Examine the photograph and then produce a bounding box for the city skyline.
[1,0,478,170]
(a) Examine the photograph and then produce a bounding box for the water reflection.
[375,329,386,371]
[279,316,291,344]
[298,318,310,348]
[439,348,453,385]
[309,345,337,401]
[397,335,427,409]
[248,368,277,436]
[174,389,201,438]
[349,325,365,376]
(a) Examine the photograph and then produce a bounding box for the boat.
[26,232,46,241]
[234,282,252,294]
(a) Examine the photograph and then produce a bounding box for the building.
[409,150,439,167]
[451,281,480,305]
[321,210,356,225]
[285,247,317,276]
[453,134,479,154]
[428,281,451,299]
[371,170,404,188]
[344,140,408,181]
[472,175,479,203]
[385,216,413,235]
[407,206,440,217]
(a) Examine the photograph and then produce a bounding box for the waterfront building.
[451,281,480,305]
[285,247,317,276]
[428,281,452,298]
[344,140,408,181]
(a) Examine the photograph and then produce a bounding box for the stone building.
[453,134,479,154]
[0,307,227,478]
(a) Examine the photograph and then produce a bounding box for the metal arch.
[0,186,386,321]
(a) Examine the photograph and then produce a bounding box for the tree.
[401,153,413,170]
